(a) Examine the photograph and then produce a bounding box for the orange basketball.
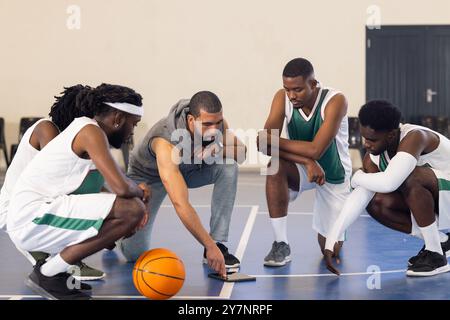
[132,248,185,300]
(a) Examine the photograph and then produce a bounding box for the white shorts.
[8,193,116,255]
[433,168,450,230]
[289,164,351,241]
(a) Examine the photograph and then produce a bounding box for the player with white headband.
[7,83,150,300]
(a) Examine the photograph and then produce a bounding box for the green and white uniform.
[370,123,450,230]
[285,86,352,240]
[7,117,116,254]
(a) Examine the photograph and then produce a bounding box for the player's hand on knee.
[305,160,326,185]
[324,248,341,275]
[138,183,151,205]
[136,209,149,231]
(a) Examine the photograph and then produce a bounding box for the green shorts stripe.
[438,178,450,191]
[32,214,103,231]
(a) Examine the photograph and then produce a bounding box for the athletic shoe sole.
[25,278,59,300]
[263,256,291,267]
[406,263,450,277]
[73,273,106,281]
[25,278,93,299]
[202,258,240,269]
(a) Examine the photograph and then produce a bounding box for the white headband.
[103,102,144,116]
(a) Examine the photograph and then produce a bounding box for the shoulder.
[322,91,348,118]
[273,89,286,106]
[151,137,174,154]
[32,120,59,144]
[403,128,429,143]
[34,120,59,136]
[326,92,347,108]
[275,88,286,100]
[77,123,107,142]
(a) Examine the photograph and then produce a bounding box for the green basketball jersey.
[285,87,351,184]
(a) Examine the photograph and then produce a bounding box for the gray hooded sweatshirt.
[127,99,223,184]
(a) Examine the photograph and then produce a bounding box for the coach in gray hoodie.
[120,91,246,277]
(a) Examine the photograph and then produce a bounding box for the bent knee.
[367,193,385,216]
[119,197,146,223]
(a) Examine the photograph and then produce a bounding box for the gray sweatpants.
[120,162,238,262]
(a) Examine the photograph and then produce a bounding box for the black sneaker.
[406,249,450,277]
[408,233,450,266]
[25,260,92,300]
[203,242,240,268]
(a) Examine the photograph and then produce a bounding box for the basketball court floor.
[1,171,449,300]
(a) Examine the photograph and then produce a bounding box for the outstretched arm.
[324,153,379,274]
[152,137,227,277]
[350,130,434,193]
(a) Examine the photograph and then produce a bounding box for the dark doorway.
[366,25,450,135]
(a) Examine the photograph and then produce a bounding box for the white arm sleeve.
[351,151,417,193]
[325,186,375,251]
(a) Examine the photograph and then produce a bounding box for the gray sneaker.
[72,261,106,281]
[264,241,291,267]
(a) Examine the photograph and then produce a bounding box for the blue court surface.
[1,172,449,300]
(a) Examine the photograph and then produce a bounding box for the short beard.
[108,127,127,149]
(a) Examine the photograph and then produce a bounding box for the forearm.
[325,187,375,251]
[352,152,417,193]
[278,137,319,159]
[278,150,314,166]
[174,204,216,249]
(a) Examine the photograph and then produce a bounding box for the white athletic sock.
[270,216,288,244]
[419,221,443,255]
[40,254,71,277]
[410,215,448,243]
[411,231,449,243]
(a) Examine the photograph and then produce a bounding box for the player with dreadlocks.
[0,85,105,283]
[6,83,150,299]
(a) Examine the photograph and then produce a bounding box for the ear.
[187,113,196,128]
[113,111,127,128]
[309,78,318,89]
[387,128,398,141]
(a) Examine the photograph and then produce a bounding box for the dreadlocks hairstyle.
[48,84,92,131]
[358,100,401,131]
[76,83,143,118]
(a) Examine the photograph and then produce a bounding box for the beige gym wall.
[0,0,449,168]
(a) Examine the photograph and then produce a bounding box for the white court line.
[2,204,258,301]
[258,211,372,218]
[219,205,259,299]
[250,269,405,278]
